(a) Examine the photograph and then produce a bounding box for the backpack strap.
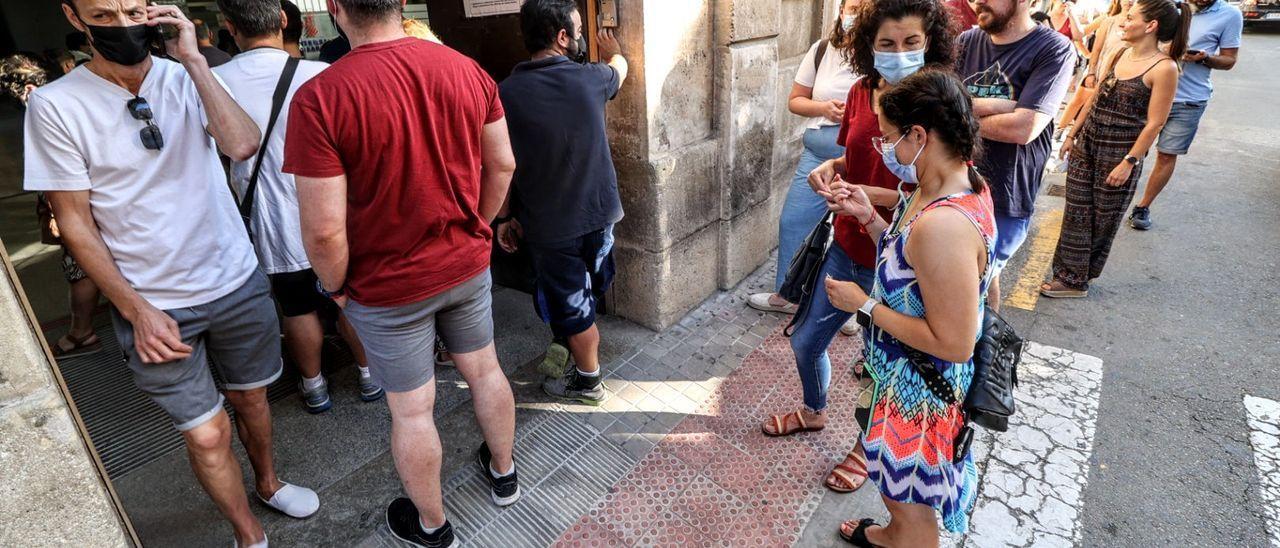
[239,56,301,223]
[814,39,830,73]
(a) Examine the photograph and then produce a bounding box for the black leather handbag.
[781,212,835,337]
[902,305,1024,460]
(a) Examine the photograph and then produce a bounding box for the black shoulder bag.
[902,305,1024,461]
[237,56,301,242]
[780,212,834,337]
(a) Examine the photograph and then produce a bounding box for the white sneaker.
[839,316,861,336]
[747,293,798,314]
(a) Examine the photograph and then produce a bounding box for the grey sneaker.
[542,369,607,405]
[299,379,332,414]
[536,341,571,378]
[358,372,384,402]
[1130,206,1152,230]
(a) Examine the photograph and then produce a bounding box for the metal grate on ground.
[53,313,350,479]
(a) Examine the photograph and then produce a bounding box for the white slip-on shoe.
[259,482,320,519]
[747,293,798,314]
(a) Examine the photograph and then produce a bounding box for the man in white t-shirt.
[26,2,317,545]
[214,0,380,414]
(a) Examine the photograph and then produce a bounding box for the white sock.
[419,517,443,534]
[576,367,600,377]
[490,461,515,478]
[238,534,268,548]
[357,366,371,379]
[301,374,325,391]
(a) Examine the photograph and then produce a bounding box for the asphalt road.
[1001,27,1280,547]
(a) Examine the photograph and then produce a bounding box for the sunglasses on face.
[127,96,164,151]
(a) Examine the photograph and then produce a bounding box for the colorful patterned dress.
[860,187,997,533]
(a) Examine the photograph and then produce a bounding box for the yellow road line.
[1004,209,1063,311]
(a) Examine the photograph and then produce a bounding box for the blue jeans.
[992,214,1031,276]
[789,244,876,412]
[776,125,846,292]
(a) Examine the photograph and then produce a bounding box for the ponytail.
[1136,0,1193,61]
[1168,1,1193,62]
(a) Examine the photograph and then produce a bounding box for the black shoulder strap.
[814,39,830,73]
[239,56,301,220]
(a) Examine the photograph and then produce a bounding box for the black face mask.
[568,35,589,64]
[82,22,154,66]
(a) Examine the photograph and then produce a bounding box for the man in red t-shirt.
[283,1,518,544]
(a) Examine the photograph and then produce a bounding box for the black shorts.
[268,269,333,317]
[527,226,616,339]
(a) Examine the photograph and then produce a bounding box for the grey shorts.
[110,270,283,431]
[343,270,494,393]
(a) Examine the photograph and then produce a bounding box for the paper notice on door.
[464,0,524,18]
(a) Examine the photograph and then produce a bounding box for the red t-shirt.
[283,38,505,307]
[833,79,913,269]
[944,0,979,31]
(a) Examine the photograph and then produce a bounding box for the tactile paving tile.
[553,515,628,547]
[552,321,868,546]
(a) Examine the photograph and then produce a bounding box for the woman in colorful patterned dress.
[824,70,997,545]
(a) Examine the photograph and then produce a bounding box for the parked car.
[1239,0,1280,28]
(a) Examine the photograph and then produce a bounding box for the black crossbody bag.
[780,212,835,337]
[237,56,300,242]
[901,305,1024,462]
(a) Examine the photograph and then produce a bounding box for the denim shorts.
[1156,101,1208,156]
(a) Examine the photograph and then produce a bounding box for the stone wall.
[0,253,131,546]
[609,0,836,329]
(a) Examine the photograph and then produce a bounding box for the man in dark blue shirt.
[497,0,628,405]
[958,0,1075,309]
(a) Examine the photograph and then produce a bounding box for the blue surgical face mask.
[880,132,925,185]
[873,47,926,85]
[841,14,857,31]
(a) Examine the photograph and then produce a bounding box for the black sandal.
[838,518,881,547]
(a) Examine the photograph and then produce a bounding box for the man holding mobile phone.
[1128,0,1242,230]
[27,1,318,545]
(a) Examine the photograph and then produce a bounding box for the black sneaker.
[385,498,455,548]
[476,442,521,506]
[1130,206,1152,230]
[542,368,607,405]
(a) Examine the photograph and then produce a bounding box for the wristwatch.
[1123,154,1139,165]
[855,298,878,330]
[315,279,345,299]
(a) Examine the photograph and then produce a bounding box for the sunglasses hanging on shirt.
[127,96,164,151]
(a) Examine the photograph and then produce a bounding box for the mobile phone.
[1187,49,1202,56]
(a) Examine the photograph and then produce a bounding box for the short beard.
[978,7,1016,34]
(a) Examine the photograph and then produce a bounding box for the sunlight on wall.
[643,0,710,126]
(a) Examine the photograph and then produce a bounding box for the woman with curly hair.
[3,54,105,358]
[759,0,957,499]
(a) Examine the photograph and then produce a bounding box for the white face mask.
[841,14,857,31]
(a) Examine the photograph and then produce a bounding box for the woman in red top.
[759,0,957,496]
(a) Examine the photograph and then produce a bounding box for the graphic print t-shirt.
[957,26,1075,218]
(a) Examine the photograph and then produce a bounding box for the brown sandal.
[761,410,824,437]
[825,450,868,493]
[52,332,101,358]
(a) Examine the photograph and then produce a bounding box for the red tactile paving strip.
[552,326,866,547]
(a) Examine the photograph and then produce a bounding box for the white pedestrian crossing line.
[958,342,1105,548]
[1244,395,1280,548]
